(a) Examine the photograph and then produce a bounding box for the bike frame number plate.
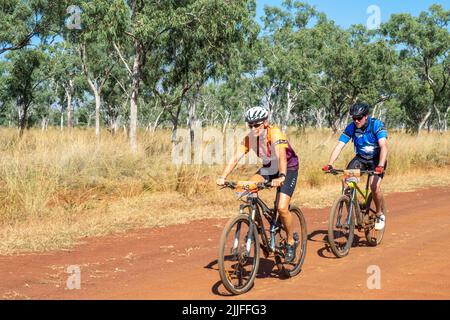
[344,169,361,177]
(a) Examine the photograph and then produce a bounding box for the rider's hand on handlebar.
[216,176,226,186]
[375,166,384,175]
[271,176,285,187]
[323,164,333,172]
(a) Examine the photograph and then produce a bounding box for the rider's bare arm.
[219,148,247,180]
[274,144,287,175]
[271,145,287,186]
[377,138,388,167]
[328,141,346,166]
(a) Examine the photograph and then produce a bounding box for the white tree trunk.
[433,103,443,133]
[67,93,72,129]
[94,90,101,142]
[443,106,449,132]
[86,78,101,143]
[129,40,141,152]
[66,79,74,129]
[151,107,165,133]
[314,107,325,129]
[371,104,378,118]
[222,111,230,134]
[417,109,432,135]
[60,105,64,131]
[41,117,48,131]
[188,100,197,148]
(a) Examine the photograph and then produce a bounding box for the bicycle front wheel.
[218,214,260,295]
[328,195,355,258]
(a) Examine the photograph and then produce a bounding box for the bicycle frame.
[341,174,371,227]
[236,189,284,258]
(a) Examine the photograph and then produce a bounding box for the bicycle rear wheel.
[364,193,386,246]
[274,205,307,278]
[328,195,355,258]
[218,214,260,295]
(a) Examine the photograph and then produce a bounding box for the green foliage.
[382,5,449,132]
[0,0,70,54]
[0,1,448,135]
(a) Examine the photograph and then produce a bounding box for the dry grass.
[0,127,449,255]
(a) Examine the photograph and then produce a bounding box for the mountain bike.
[217,180,307,295]
[324,169,386,258]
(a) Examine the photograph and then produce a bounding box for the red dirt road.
[1,187,450,300]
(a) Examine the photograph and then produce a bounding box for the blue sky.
[256,0,449,28]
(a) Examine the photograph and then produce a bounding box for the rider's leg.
[277,193,294,246]
[277,169,298,246]
[369,175,383,216]
[252,170,297,246]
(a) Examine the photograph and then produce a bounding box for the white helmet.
[244,106,269,123]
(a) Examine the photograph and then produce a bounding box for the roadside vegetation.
[0,128,448,254]
[0,1,448,253]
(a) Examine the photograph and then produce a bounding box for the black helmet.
[349,102,370,117]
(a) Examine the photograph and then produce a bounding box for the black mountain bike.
[218,180,307,295]
[325,169,386,258]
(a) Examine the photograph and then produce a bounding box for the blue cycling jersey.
[338,117,388,159]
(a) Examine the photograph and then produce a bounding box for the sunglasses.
[352,116,365,121]
[248,121,264,128]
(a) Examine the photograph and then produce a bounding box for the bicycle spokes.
[328,196,355,258]
[336,204,350,241]
[219,217,259,293]
[231,222,242,254]
[364,193,386,246]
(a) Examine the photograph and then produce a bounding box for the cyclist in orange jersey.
[217,107,299,263]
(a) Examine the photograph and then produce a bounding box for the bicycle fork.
[337,188,356,228]
[232,206,257,256]
[345,188,364,227]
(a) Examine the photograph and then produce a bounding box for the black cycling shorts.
[256,168,298,197]
[346,155,387,179]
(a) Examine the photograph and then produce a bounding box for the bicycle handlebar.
[223,180,272,190]
[323,168,379,176]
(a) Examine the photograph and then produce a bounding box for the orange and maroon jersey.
[239,125,299,170]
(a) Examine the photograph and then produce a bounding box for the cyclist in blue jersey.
[323,102,388,230]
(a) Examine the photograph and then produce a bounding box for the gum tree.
[0,0,69,54]
[3,48,48,136]
[382,5,450,133]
